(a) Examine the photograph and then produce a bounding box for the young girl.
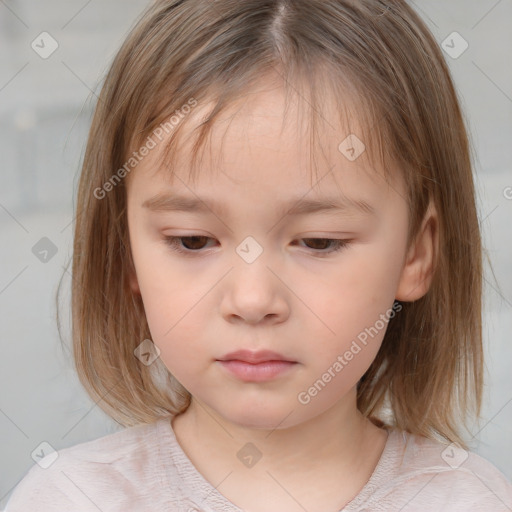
[5,0,512,510]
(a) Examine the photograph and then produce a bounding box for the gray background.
[1,0,511,507]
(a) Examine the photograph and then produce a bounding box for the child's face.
[126,85,414,430]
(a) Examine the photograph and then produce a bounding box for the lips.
[216,349,296,364]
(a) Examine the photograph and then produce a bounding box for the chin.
[221,406,302,431]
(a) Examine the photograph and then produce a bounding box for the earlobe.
[395,202,438,302]
[129,271,141,294]
[127,254,141,295]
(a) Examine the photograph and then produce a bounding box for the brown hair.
[58,0,483,448]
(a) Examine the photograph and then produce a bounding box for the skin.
[126,79,437,511]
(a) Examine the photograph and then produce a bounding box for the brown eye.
[164,236,349,258]
[179,236,210,250]
[164,236,215,254]
[299,238,348,252]
[302,238,332,250]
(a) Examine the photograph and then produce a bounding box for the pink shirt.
[5,417,512,511]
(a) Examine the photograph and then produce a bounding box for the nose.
[220,259,290,325]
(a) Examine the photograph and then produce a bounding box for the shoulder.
[358,428,512,512]
[4,420,163,512]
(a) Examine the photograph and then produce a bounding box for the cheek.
[129,233,205,356]
[139,276,208,363]
[307,251,401,331]
[139,276,208,382]
[296,241,404,368]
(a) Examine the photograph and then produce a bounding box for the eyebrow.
[142,192,376,218]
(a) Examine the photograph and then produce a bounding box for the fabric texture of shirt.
[4,416,512,511]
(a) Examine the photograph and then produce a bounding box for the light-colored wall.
[1,1,511,507]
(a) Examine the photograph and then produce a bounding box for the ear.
[395,201,438,302]
[126,252,141,295]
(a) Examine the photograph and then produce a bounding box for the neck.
[172,388,381,477]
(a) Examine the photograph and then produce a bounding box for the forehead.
[127,81,405,211]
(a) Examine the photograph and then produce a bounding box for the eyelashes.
[163,236,350,257]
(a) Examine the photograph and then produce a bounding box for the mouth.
[216,349,298,382]
[216,349,296,364]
